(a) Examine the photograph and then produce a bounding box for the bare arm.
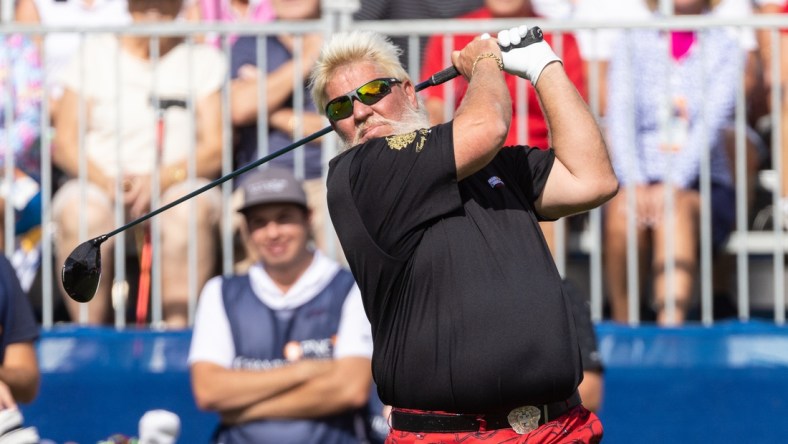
[269,108,327,139]
[756,3,784,95]
[0,342,40,405]
[190,359,332,412]
[52,89,115,195]
[450,38,511,180]
[231,34,323,126]
[220,357,372,424]
[578,370,603,413]
[535,63,618,219]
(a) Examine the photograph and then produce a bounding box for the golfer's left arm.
[535,63,618,219]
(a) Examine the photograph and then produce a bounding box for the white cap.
[138,410,181,444]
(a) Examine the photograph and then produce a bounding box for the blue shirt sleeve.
[0,256,38,363]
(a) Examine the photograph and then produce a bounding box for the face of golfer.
[245,203,312,273]
[326,62,420,147]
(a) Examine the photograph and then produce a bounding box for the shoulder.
[201,275,227,301]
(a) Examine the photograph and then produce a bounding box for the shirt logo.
[488,176,505,189]
[385,128,429,151]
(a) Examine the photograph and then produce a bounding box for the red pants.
[385,405,603,444]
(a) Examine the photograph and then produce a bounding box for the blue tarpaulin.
[21,321,788,443]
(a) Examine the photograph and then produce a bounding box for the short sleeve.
[192,45,227,99]
[188,277,236,368]
[60,35,108,94]
[333,285,373,359]
[0,258,39,346]
[230,36,257,79]
[496,145,555,205]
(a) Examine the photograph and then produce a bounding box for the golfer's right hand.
[451,37,502,80]
[496,25,562,86]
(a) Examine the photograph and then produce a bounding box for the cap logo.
[249,178,288,194]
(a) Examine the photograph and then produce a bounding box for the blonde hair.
[309,31,410,115]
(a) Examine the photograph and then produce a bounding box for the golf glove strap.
[497,25,562,86]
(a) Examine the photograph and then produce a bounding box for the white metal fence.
[3,3,788,328]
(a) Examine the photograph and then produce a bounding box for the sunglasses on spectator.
[325,78,402,122]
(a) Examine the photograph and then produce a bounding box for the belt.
[390,391,581,434]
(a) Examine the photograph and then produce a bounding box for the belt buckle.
[507,406,541,434]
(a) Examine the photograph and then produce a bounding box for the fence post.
[322,0,359,34]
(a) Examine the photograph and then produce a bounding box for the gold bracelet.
[471,52,504,77]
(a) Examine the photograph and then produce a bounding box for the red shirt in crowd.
[420,8,586,149]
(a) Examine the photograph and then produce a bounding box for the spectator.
[573,0,763,116]
[230,0,336,257]
[51,0,225,326]
[755,0,787,95]
[421,0,586,148]
[183,0,274,48]
[755,0,788,222]
[314,26,615,441]
[420,0,587,257]
[188,168,375,443]
[571,0,650,114]
[0,31,43,253]
[353,0,483,72]
[0,254,40,409]
[0,254,41,443]
[603,0,757,325]
[15,0,132,121]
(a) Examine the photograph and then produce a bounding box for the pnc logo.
[283,336,337,361]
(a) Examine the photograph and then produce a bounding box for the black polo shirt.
[327,122,581,413]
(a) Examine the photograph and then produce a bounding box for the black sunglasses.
[325,77,402,122]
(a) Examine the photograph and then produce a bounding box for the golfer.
[311,26,617,443]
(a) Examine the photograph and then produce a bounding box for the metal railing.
[3,4,788,328]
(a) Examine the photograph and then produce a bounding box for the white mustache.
[343,104,430,150]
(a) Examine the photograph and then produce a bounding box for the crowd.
[0,0,783,326]
[0,0,787,440]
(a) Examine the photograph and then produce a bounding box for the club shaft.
[103,126,331,240]
[98,67,460,242]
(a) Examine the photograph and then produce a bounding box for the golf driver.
[62,27,545,303]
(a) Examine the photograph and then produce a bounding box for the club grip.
[416,26,545,91]
[415,66,460,92]
[499,26,544,53]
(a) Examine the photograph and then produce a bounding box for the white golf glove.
[495,25,562,86]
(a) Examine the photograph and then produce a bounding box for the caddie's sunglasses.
[325,78,402,122]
